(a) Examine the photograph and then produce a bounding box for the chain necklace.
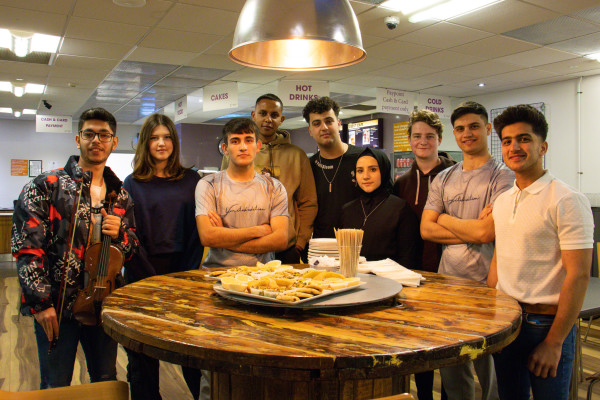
[318,153,343,193]
[360,197,387,228]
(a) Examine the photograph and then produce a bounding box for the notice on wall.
[417,94,450,119]
[203,82,238,112]
[376,88,415,115]
[11,159,28,176]
[278,80,329,107]
[174,96,187,122]
[36,115,72,133]
[393,122,410,152]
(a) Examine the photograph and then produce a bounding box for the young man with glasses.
[12,107,138,389]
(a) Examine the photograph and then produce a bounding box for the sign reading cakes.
[278,80,329,107]
[418,94,450,119]
[376,88,414,115]
[36,115,72,133]
[203,82,238,112]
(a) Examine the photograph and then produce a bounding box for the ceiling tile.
[525,0,600,14]
[357,7,435,39]
[496,47,579,68]
[221,68,286,84]
[0,0,74,14]
[65,16,149,45]
[59,38,131,59]
[451,1,560,34]
[535,57,600,74]
[126,47,198,65]
[366,62,437,79]
[405,51,486,71]
[45,75,103,90]
[159,3,238,35]
[548,32,600,56]
[572,5,600,24]
[140,28,222,53]
[446,60,523,79]
[491,68,560,83]
[0,6,67,36]
[503,16,598,45]
[73,0,173,27]
[366,40,439,62]
[186,54,244,70]
[177,0,245,12]
[0,60,50,78]
[450,35,540,58]
[54,54,119,70]
[397,22,493,49]
[48,66,110,81]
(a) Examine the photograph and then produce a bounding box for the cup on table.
[338,245,361,277]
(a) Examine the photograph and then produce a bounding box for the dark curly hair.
[493,104,548,141]
[302,96,340,123]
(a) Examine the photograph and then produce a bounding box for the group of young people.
[11,93,593,400]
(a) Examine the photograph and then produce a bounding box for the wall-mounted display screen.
[344,118,383,148]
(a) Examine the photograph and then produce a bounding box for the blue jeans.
[34,318,118,389]
[493,312,576,400]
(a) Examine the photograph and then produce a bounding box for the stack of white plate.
[307,238,339,259]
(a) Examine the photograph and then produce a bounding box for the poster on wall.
[393,122,410,152]
[29,160,42,177]
[11,159,28,176]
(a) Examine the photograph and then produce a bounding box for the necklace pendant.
[329,182,332,193]
[363,218,367,226]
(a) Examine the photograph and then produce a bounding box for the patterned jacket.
[11,155,138,318]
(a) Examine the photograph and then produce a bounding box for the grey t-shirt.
[195,170,288,268]
[424,158,514,282]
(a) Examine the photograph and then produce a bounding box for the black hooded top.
[338,148,419,268]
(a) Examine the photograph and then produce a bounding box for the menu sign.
[418,94,450,119]
[278,80,329,107]
[203,82,238,112]
[376,88,414,115]
[36,115,72,133]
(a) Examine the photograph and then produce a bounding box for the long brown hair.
[132,113,186,181]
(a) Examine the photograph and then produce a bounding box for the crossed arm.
[420,204,495,245]
[197,212,288,254]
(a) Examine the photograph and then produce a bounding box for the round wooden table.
[102,269,521,399]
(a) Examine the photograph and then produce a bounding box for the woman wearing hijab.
[339,147,419,267]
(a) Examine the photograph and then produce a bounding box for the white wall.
[0,119,137,209]
[468,75,600,193]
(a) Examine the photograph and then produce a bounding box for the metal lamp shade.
[229,0,366,71]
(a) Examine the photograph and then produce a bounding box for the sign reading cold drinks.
[418,94,450,119]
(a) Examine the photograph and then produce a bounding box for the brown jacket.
[221,130,317,249]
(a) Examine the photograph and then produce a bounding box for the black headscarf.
[355,147,393,212]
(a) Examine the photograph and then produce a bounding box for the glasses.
[79,129,114,142]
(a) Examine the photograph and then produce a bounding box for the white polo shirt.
[493,172,593,305]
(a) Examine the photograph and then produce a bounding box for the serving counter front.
[102,268,521,400]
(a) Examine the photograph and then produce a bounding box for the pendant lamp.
[229,0,366,71]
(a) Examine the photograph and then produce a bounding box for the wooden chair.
[370,394,415,400]
[0,380,129,400]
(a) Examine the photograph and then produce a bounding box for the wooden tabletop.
[102,269,521,379]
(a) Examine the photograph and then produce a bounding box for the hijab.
[355,147,393,212]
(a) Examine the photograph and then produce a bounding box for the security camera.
[43,100,52,109]
[385,16,400,30]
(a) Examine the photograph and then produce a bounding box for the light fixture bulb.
[13,86,25,97]
[478,82,485,87]
[12,34,31,57]
[13,110,22,118]
[0,107,12,114]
